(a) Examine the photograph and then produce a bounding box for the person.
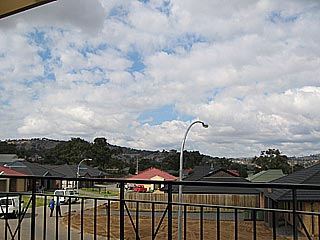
[56,199,62,217]
[49,199,55,217]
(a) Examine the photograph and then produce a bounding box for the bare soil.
[62,204,301,240]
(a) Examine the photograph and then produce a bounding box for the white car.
[0,196,24,218]
[54,189,79,204]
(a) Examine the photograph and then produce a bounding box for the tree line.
[0,138,303,177]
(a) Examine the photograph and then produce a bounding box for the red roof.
[0,166,28,176]
[128,168,177,180]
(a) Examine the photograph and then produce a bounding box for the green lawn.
[22,196,48,208]
[81,188,119,197]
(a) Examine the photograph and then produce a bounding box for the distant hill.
[1,138,319,177]
[6,138,61,151]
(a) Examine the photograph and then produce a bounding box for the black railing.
[1,175,320,239]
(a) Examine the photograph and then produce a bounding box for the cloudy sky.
[0,0,320,158]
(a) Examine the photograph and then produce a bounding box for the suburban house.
[127,168,177,192]
[45,164,108,189]
[124,165,261,212]
[0,165,28,192]
[4,160,64,191]
[3,161,108,191]
[175,165,261,208]
[246,169,285,183]
[264,163,320,238]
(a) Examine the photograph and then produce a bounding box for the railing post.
[30,177,37,240]
[184,205,187,240]
[107,199,111,240]
[68,196,72,240]
[234,208,238,240]
[94,198,97,240]
[81,197,84,240]
[292,188,298,240]
[136,201,139,239]
[217,207,220,240]
[119,182,125,240]
[253,209,257,240]
[167,183,172,240]
[272,201,276,240]
[152,203,155,240]
[43,195,47,240]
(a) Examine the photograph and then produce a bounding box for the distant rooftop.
[246,169,285,183]
[0,154,21,166]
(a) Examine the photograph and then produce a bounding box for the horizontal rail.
[1,176,320,239]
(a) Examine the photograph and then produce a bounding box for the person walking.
[49,199,55,217]
[56,199,62,217]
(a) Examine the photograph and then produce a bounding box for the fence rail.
[1,175,320,240]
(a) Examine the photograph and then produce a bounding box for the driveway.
[0,197,108,240]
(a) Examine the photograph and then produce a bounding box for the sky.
[0,0,320,158]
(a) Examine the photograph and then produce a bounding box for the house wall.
[150,176,165,191]
[14,178,26,192]
[0,178,9,192]
[0,178,27,192]
[62,180,77,189]
[130,176,166,191]
[123,193,259,211]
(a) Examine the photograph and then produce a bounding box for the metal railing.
[1,175,320,240]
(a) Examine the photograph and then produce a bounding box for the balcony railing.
[1,175,320,240]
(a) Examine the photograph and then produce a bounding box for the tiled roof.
[246,169,285,183]
[266,163,320,201]
[128,168,177,180]
[4,161,107,177]
[0,154,21,165]
[47,164,108,178]
[174,165,260,194]
[0,165,28,176]
[4,161,59,176]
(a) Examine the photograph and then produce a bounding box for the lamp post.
[178,121,208,240]
[76,158,92,192]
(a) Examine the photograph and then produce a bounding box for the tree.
[253,149,290,174]
[44,138,91,165]
[91,137,111,170]
[0,142,16,154]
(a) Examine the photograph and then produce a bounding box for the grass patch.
[22,196,48,208]
[81,188,119,197]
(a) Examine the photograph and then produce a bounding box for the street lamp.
[178,120,208,240]
[76,158,92,192]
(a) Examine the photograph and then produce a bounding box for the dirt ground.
[61,204,301,240]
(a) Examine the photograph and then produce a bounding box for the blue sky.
[0,0,320,157]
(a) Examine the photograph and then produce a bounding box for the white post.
[77,158,92,192]
[178,121,208,240]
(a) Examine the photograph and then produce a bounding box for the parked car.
[54,189,79,204]
[133,185,148,193]
[0,196,24,218]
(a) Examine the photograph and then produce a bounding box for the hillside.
[1,138,318,177]
[1,138,228,176]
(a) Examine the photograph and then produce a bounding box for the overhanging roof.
[0,0,56,19]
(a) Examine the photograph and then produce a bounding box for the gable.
[151,175,164,181]
[128,168,177,180]
[208,170,234,178]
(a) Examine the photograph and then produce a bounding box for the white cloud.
[1,0,320,157]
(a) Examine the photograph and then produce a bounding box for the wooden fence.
[122,192,260,211]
